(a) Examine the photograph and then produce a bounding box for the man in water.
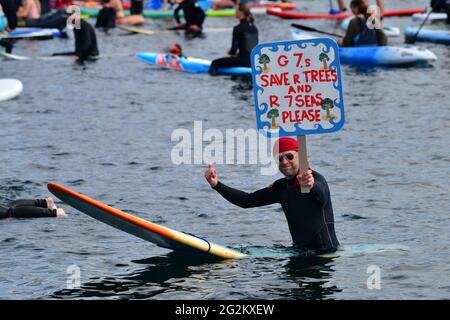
[204,137,339,255]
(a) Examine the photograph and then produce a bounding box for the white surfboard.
[0,79,23,102]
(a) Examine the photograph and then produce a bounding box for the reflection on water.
[281,255,341,300]
[51,252,228,299]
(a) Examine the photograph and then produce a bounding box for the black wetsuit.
[0,199,56,219]
[74,19,99,61]
[0,0,17,53]
[0,0,18,29]
[343,16,387,47]
[213,171,339,254]
[173,0,205,29]
[209,18,258,75]
[130,0,144,15]
[23,10,68,30]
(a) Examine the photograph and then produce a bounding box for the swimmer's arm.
[213,181,279,208]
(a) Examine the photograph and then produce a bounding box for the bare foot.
[56,208,66,218]
[46,197,57,209]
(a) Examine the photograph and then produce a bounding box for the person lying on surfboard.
[0,197,66,219]
[204,137,340,256]
[336,0,384,18]
[170,0,205,37]
[208,3,257,75]
[338,0,387,47]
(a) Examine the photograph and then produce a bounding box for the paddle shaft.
[291,23,342,38]
[409,1,441,43]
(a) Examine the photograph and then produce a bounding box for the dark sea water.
[0,0,449,299]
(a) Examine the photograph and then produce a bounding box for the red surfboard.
[266,8,426,19]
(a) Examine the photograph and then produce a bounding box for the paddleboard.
[47,183,246,259]
[80,6,277,19]
[291,29,437,67]
[136,52,252,75]
[240,244,409,258]
[0,51,75,61]
[404,26,450,45]
[412,12,447,23]
[117,25,231,35]
[0,79,23,102]
[3,28,60,40]
[340,17,400,37]
[267,8,425,19]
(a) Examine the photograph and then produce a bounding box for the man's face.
[277,151,299,179]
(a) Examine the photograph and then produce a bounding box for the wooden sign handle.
[297,135,310,193]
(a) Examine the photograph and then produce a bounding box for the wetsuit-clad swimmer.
[54,15,99,62]
[339,0,387,47]
[430,0,450,23]
[0,0,18,53]
[208,3,257,75]
[171,0,206,35]
[0,197,66,219]
[204,137,340,255]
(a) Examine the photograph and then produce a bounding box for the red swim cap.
[169,43,182,55]
[273,137,298,155]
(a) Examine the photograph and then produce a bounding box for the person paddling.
[209,3,257,75]
[338,0,387,47]
[204,137,339,255]
[0,197,66,219]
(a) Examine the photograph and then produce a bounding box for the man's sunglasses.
[278,152,295,162]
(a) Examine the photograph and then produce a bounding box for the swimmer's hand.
[297,169,314,189]
[204,164,218,188]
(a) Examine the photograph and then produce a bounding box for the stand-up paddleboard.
[240,243,409,258]
[136,52,252,75]
[404,27,450,45]
[0,79,23,102]
[117,25,231,35]
[0,51,75,61]
[3,28,60,40]
[291,29,437,67]
[412,12,447,23]
[267,7,425,19]
[47,183,246,259]
[80,6,279,19]
[341,17,400,37]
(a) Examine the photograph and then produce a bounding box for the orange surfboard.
[47,183,245,259]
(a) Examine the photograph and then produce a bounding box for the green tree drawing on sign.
[319,52,330,70]
[259,54,271,73]
[267,108,280,129]
[321,98,336,121]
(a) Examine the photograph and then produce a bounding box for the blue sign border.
[251,38,345,138]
